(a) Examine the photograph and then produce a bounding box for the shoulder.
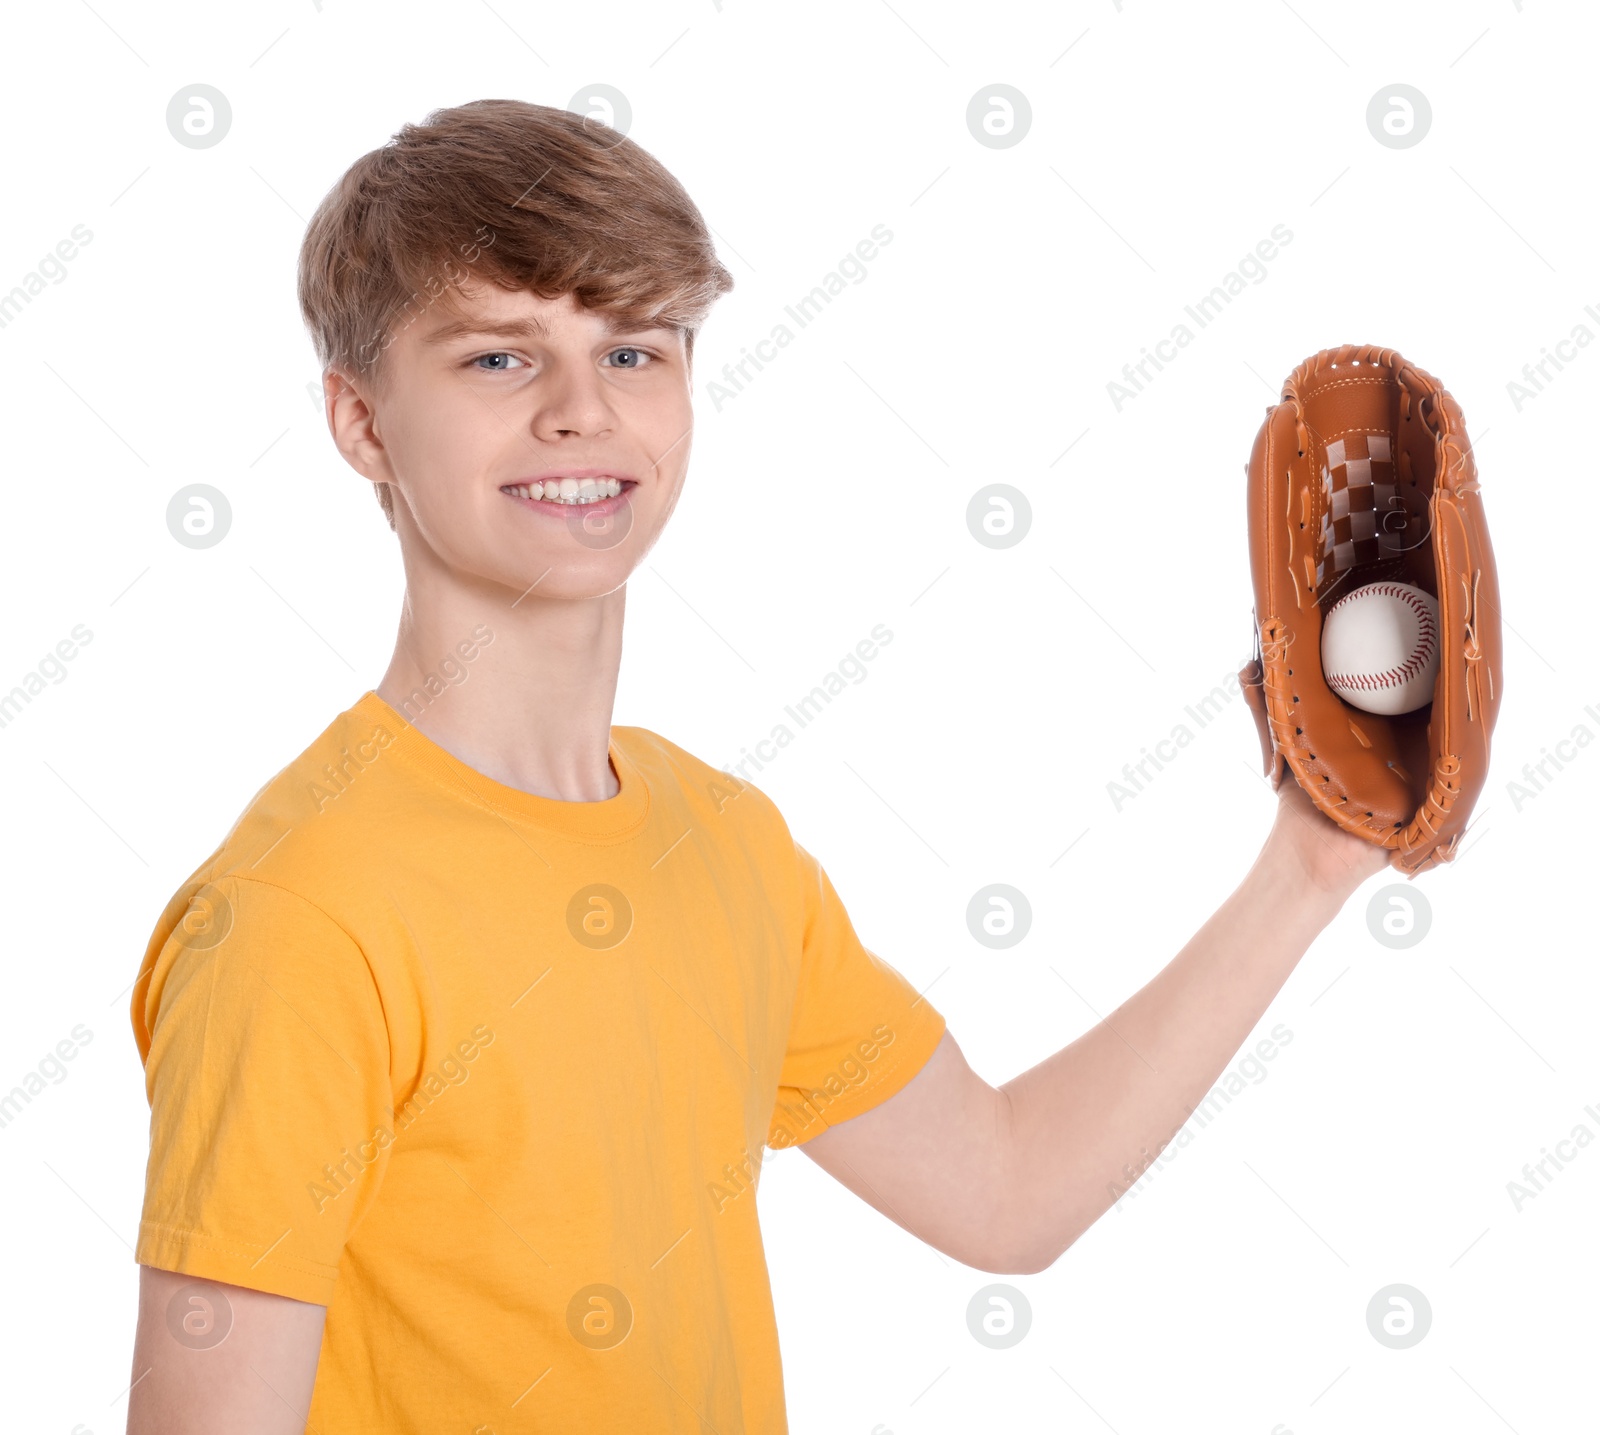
[207,698,413,875]
[131,698,442,1066]
[613,725,806,851]
[616,727,822,938]
[131,869,378,1065]
[141,698,407,966]
[614,725,779,816]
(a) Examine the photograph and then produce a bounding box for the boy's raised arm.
[800,781,1391,1274]
[126,1266,326,1435]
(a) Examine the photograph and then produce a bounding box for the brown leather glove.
[1239,344,1502,876]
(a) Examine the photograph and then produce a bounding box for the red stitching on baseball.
[1325,584,1437,693]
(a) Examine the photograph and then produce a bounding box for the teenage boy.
[126,99,1388,1434]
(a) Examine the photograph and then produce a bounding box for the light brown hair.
[297,98,733,527]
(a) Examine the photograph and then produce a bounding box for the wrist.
[1251,829,1358,927]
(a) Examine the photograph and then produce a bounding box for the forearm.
[996,841,1345,1271]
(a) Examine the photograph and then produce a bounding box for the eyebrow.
[420,313,674,346]
[421,315,549,346]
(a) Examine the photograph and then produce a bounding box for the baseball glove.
[1239,344,1501,876]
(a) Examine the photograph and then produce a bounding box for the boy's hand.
[1263,777,1394,902]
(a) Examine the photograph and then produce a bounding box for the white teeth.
[506,478,626,504]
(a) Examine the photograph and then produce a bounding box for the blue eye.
[473,352,523,371]
[606,347,650,369]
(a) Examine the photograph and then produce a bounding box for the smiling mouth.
[500,477,635,507]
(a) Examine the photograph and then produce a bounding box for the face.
[329,281,694,601]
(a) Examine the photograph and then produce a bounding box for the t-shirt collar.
[357,690,650,840]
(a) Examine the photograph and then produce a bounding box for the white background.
[1,1,1593,1431]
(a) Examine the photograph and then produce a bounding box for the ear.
[325,368,394,490]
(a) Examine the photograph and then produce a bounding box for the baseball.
[1320,581,1440,716]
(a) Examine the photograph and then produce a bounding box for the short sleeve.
[132,875,394,1305]
[767,841,946,1149]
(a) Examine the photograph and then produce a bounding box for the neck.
[376,557,626,805]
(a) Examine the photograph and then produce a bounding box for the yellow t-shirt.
[131,691,945,1433]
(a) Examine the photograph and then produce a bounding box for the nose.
[530,352,615,442]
